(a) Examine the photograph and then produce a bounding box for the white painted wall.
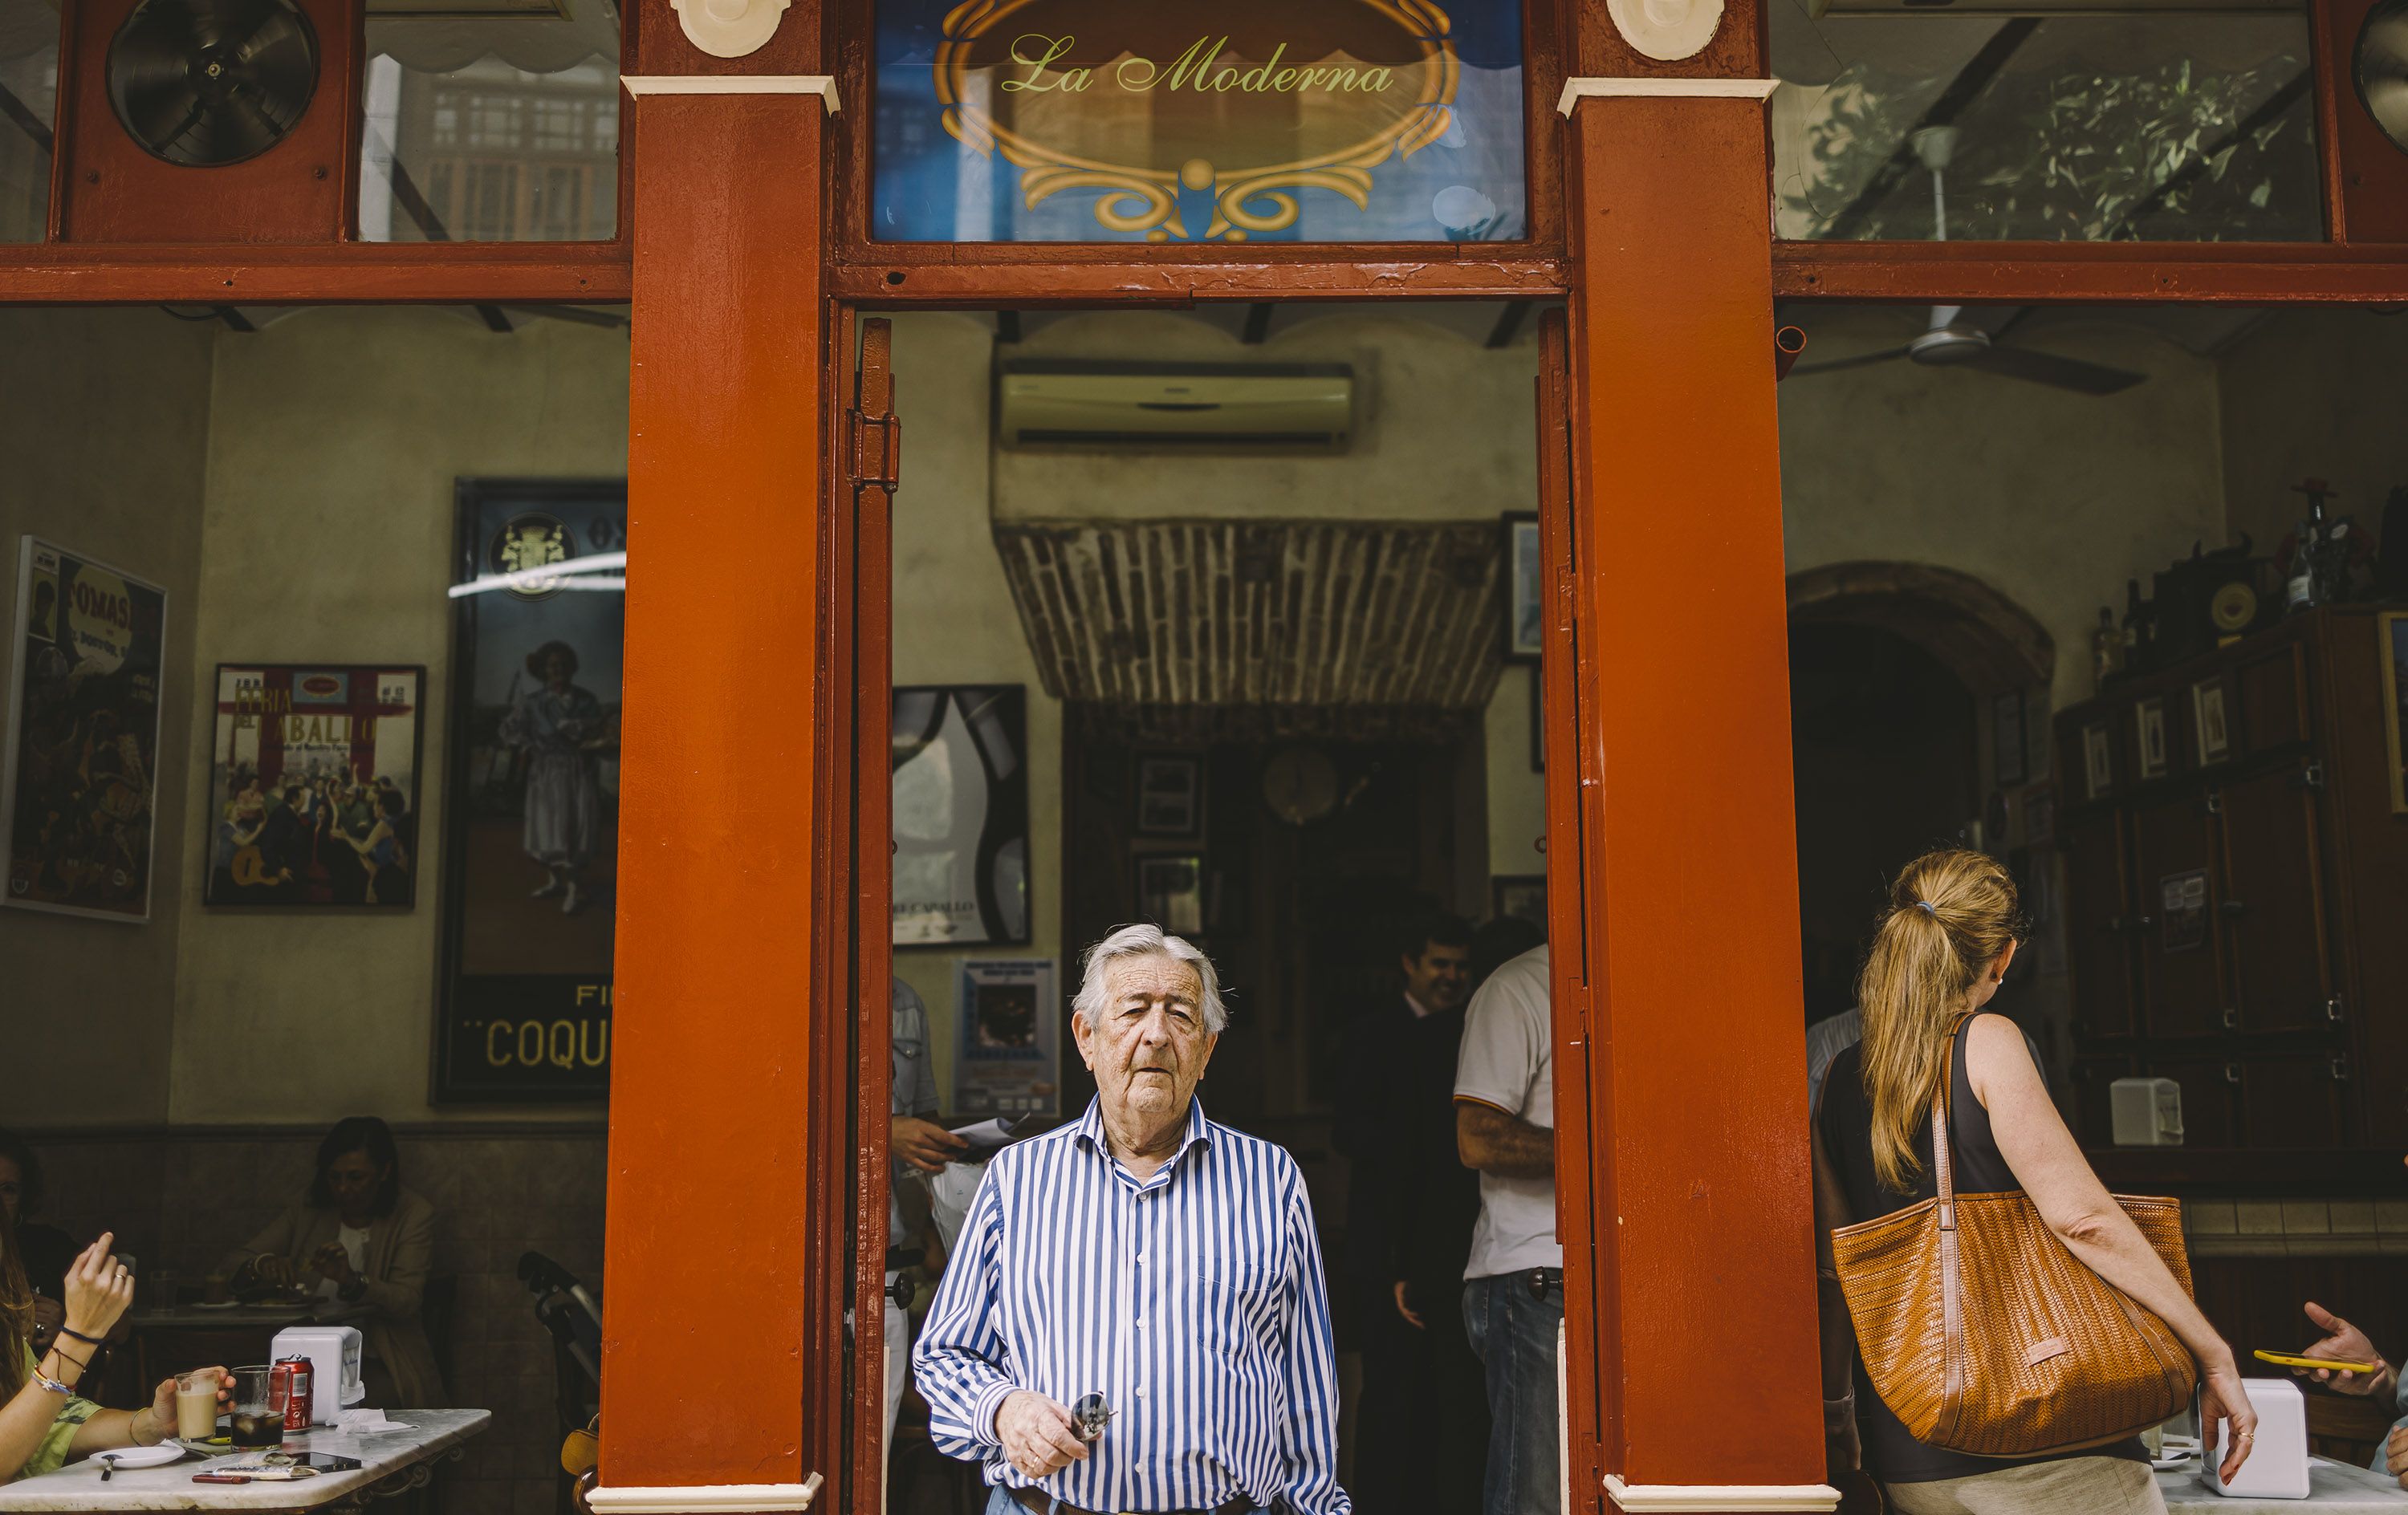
[887,314,1065,1106]
[2217,307,2408,558]
[1779,307,2231,713]
[169,307,629,1124]
[0,309,216,1127]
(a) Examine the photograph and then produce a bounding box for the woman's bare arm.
[1967,1012,2257,1478]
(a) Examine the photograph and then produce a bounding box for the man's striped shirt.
[913,1097,1351,1514]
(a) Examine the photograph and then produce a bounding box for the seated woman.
[0,1131,79,1358]
[1813,849,2255,1514]
[2,1227,230,1481]
[224,1117,443,1408]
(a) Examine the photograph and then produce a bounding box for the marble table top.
[0,1410,491,1512]
[2161,1455,2408,1511]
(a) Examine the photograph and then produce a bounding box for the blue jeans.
[1463,1271,1563,1515]
[982,1485,1271,1515]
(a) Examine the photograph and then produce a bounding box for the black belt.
[1523,1267,1563,1298]
[1009,1485,1251,1515]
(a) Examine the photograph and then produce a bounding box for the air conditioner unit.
[996,361,1353,451]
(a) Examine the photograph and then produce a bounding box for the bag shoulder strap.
[1931,1012,1972,1443]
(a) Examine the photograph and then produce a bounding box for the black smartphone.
[302,1456,364,1473]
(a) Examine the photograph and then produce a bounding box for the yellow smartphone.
[2255,1349,2384,1374]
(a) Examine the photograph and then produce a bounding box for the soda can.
[272,1358,314,1433]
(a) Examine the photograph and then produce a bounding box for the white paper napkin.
[334,1410,413,1434]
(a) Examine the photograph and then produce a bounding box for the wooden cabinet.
[2056,607,2408,1154]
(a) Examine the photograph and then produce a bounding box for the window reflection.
[359,0,620,244]
[1771,4,2324,242]
[0,0,57,243]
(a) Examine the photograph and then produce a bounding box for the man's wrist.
[339,1274,368,1302]
[132,1408,164,1446]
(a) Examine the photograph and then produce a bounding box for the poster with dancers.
[201,665,424,908]
[1,537,167,922]
[437,480,625,1101]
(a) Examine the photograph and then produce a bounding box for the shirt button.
[1135,1386,1146,1398]
[1135,1253,1145,1265]
[1134,1318,1145,1329]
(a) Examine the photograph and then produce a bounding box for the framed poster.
[954,957,1060,1117]
[1137,853,1205,936]
[2,538,166,922]
[2081,721,2114,801]
[436,480,626,1102]
[1492,873,1546,929]
[2134,697,2169,780]
[2193,678,2232,767]
[1992,689,2026,786]
[203,665,425,908]
[2380,613,2408,813]
[895,685,1031,947]
[1503,512,1541,661]
[1134,753,1202,839]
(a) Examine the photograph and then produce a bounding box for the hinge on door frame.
[2326,995,2346,1024]
[2333,1054,2353,1082]
[848,408,901,493]
[2298,759,2327,790]
[2203,789,2223,816]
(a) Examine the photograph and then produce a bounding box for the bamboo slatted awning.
[993,518,1506,741]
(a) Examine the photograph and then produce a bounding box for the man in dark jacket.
[1335,911,1485,1513]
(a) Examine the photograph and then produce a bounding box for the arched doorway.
[1786,562,2056,1021]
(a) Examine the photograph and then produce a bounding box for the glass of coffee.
[228,1366,280,1448]
[176,1370,222,1442]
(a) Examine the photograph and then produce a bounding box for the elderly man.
[914,924,1351,1515]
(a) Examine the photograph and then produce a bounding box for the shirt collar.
[1404,991,1434,1019]
[1072,1095,1213,1187]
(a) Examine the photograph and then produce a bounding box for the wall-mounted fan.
[107,0,319,167]
[2359,0,2408,155]
[1788,126,2148,397]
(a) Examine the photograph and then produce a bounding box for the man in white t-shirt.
[1453,942,1560,1515]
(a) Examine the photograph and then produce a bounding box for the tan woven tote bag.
[1828,1024,2198,1457]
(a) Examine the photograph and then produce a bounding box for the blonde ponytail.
[1856,848,2025,1192]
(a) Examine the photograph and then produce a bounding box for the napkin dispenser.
[2110,1076,2184,1146]
[2207,1377,2308,1500]
[270,1325,367,1424]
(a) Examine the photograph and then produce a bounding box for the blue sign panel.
[872,0,1527,243]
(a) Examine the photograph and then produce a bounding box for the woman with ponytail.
[1812,848,2255,1513]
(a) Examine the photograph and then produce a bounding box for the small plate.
[174,1437,233,1455]
[188,1300,242,1310]
[96,1444,190,1471]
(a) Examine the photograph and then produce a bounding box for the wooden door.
[2241,1054,2352,1150]
[2059,809,2138,1040]
[2219,765,2336,1035]
[2145,1054,2241,1147]
[848,316,901,1506]
[2128,791,2227,1039]
[2234,637,2314,759]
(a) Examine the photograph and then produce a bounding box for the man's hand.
[995,1390,1089,1480]
[1393,1281,1424,1330]
[2386,1423,2408,1485]
[893,1117,970,1176]
[309,1242,356,1286]
[2298,1302,2394,1398]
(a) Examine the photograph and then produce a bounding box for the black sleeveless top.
[1816,1021,2146,1485]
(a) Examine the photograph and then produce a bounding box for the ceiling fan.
[1788,126,2148,396]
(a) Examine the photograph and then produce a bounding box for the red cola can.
[272,1358,314,1433]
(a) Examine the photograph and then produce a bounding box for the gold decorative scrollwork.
[933,0,1461,241]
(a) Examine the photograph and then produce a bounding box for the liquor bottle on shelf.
[2120,579,2153,675]
[2287,479,2331,613]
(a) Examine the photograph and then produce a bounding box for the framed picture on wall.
[2,536,167,923]
[2192,678,2232,766]
[894,684,1031,948]
[1134,753,1202,838]
[2381,612,2408,814]
[1492,874,1546,929]
[1137,854,1205,936]
[2081,721,2114,800]
[1503,512,1542,662]
[1991,689,2026,786]
[2134,697,2169,780]
[202,664,425,908]
[437,479,627,1103]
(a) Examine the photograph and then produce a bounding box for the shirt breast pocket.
[1201,1257,1278,1359]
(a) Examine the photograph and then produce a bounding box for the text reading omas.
[999,34,1404,95]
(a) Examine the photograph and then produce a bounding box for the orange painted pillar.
[1560,85,1829,1508]
[602,26,832,1493]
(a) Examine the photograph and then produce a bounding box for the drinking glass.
[228,1366,279,1448]
[176,1370,221,1441]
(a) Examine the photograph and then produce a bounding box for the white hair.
[1072,924,1228,1034]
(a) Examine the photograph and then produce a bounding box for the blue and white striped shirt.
[913,1097,1351,1515]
